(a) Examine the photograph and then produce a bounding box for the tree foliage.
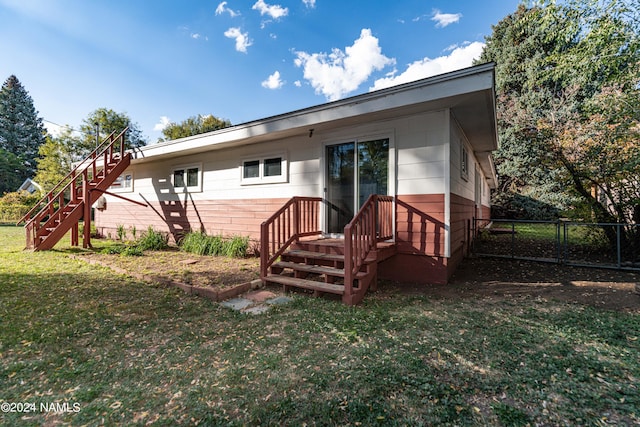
[0,75,46,181]
[478,0,640,231]
[77,108,146,157]
[34,109,147,192]
[34,129,78,192]
[160,114,231,142]
[0,148,27,195]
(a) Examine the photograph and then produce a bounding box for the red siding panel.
[95,198,289,242]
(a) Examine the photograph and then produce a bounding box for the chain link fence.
[472,219,640,271]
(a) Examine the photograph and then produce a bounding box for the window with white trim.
[172,164,202,192]
[460,143,469,181]
[241,154,287,185]
[110,172,133,192]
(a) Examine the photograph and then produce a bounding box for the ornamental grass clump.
[180,231,249,258]
[136,226,169,251]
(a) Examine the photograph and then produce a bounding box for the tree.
[76,108,146,158]
[160,114,231,141]
[34,128,79,192]
[477,0,640,229]
[0,75,46,179]
[0,148,27,195]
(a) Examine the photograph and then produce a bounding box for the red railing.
[21,129,128,249]
[260,197,322,279]
[344,195,394,300]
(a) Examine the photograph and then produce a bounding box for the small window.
[110,173,133,192]
[264,157,282,177]
[461,144,469,181]
[243,160,260,179]
[241,154,287,185]
[173,170,185,188]
[172,164,202,192]
[187,168,199,187]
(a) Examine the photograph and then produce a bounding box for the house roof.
[133,62,498,186]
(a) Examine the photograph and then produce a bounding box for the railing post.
[293,197,299,238]
[82,169,91,249]
[616,224,622,269]
[260,222,268,280]
[344,225,353,300]
[511,221,515,259]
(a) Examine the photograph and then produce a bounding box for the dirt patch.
[385,257,640,312]
[78,247,640,312]
[78,248,260,289]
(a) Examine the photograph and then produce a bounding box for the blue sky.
[0,0,520,142]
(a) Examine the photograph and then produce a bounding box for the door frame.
[320,131,396,237]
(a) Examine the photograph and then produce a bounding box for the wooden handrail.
[260,196,321,280]
[343,194,394,298]
[22,128,129,249]
[18,129,124,224]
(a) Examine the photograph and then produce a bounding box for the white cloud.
[153,116,171,132]
[215,1,240,17]
[261,71,284,89]
[294,28,395,101]
[431,10,462,28]
[224,27,252,53]
[302,0,316,8]
[370,41,485,91]
[252,0,288,19]
[294,80,302,87]
[191,33,208,41]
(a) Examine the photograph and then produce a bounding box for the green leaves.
[159,114,231,142]
[480,1,640,226]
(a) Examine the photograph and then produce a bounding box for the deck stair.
[260,195,395,305]
[266,239,377,298]
[19,129,131,251]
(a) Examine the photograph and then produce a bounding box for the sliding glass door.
[325,138,389,234]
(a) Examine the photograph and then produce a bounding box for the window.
[243,160,260,179]
[264,157,282,177]
[110,173,133,192]
[241,154,287,185]
[460,144,469,181]
[172,164,202,192]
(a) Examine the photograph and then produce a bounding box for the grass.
[180,231,250,257]
[1,224,639,425]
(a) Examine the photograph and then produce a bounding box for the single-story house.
[95,62,498,292]
[17,178,42,194]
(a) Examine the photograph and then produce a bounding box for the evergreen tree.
[0,148,27,195]
[0,75,46,179]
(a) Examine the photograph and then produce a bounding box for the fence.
[472,219,640,271]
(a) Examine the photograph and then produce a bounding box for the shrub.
[180,231,210,255]
[180,232,249,258]
[120,246,144,257]
[0,191,41,223]
[224,235,249,258]
[116,224,126,242]
[137,226,168,251]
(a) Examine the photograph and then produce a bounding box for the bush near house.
[0,191,40,223]
[179,231,249,257]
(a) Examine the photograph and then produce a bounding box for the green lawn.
[1,225,639,425]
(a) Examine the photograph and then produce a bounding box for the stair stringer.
[33,153,131,251]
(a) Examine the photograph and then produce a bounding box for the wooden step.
[265,274,345,295]
[273,261,345,277]
[284,249,344,262]
[273,261,369,280]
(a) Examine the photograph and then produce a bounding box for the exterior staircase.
[260,195,395,305]
[19,129,131,251]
